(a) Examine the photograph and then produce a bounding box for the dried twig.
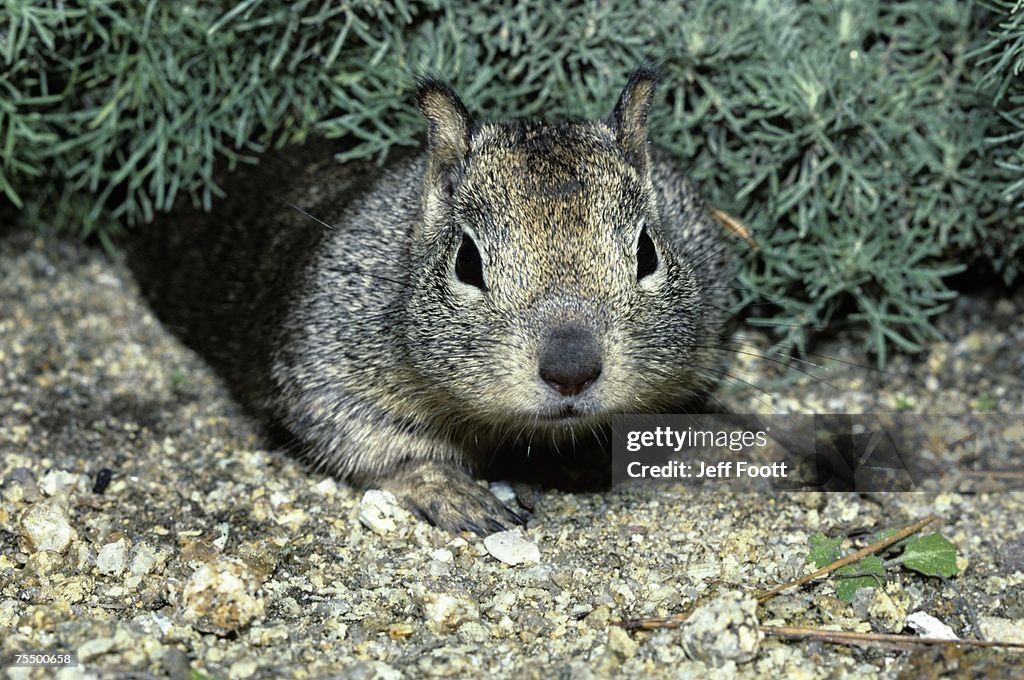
[619,514,940,632]
[754,514,939,603]
[620,609,694,631]
[760,625,1024,652]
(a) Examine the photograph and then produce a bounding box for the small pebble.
[357,490,408,535]
[96,538,129,576]
[19,500,77,554]
[417,590,480,633]
[607,626,638,659]
[906,611,958,640]
[679,591,763,666]
[161,647,192,678]
[489,481,517,505]
[129,542,163,577]
[180,558,265,635]
[39,469,87,497]
[92,468,114,494]
[998,535,1024,573]
[77,636,116,661]
[2,468,39,503]
[979,616,1024,644]
[484,528,540,566]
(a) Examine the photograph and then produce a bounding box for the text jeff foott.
[625,460,789,479]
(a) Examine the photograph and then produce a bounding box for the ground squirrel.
[129,67,734,533]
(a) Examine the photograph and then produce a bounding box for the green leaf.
[898,533,959,578]
[807,532,843,568]
[869,526,916,554]
[834,555,886,602]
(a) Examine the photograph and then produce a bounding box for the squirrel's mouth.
[551,404,581,419]
[535,401,603,424]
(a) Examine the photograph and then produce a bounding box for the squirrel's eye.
[636,225,659,281]
[455,232,487,291]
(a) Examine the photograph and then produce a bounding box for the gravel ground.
[2,227,1023,679]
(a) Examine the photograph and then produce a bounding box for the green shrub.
[2,0,1021,361]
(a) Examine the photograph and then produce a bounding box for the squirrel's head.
[404,68,728,434]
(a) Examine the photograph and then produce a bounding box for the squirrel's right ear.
[608,66,659,175]
[417,79,474,195]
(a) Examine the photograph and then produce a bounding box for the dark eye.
[455,232,487,291]
[636,225,658,281]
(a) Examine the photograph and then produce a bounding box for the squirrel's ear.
[417,79,473,194]
[608,66,659,174]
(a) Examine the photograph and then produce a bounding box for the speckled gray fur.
[129,68,734,533]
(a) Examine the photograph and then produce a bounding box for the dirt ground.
[1,228,1023,678]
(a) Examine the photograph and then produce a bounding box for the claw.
[486,518,509,534]
[463,520,486,535]
[378,460,533,535]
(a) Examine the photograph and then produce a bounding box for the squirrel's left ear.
[417,79,474,196]
[608,66,659,174]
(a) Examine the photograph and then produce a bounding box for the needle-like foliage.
[1,0,1021,361]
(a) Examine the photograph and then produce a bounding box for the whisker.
[692,343,846,393]
[287,202,334,231]
[288,202,420,277]
[700,366,781,409]
[728,333,892,375]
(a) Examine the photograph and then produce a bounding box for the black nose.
[539,325,603,397]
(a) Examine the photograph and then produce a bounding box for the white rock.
[229,659,258,679]
[0,599,21,628]
[679,590,763,666]
[19,500,77,553]
[129,542,165,577]
[180,558,265,635]
[96,538,129,576]
[212,522,231,550]
[358,489,408,534]
[77,636,115,661]
[2,468,39,503]
[607,625,638,659]
[978,615,1024,643]
[484,528,540,566]
[132,611,173,636]
[314,477,338,495]
[356,662,403,680]
[489,481,517,504]
[39,470,87,497]
[418,591,480,633]
[906,611,958,640]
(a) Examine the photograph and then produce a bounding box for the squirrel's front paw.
[379,460,527,535]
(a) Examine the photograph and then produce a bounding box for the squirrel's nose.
[539,325,603,397]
